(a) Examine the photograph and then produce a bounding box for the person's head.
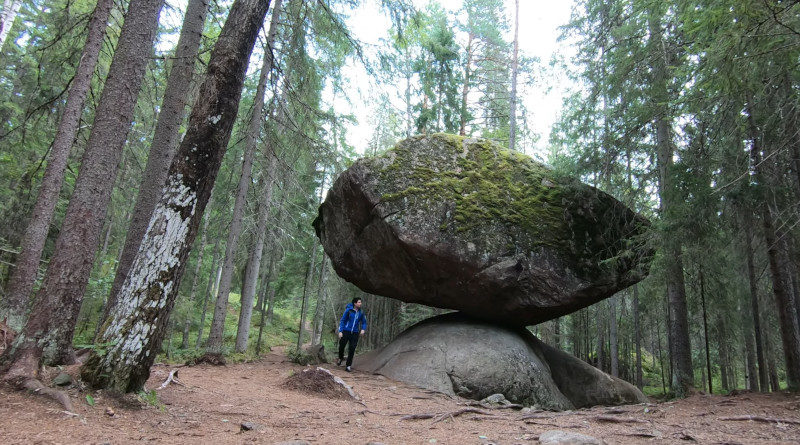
[352,297,362,309]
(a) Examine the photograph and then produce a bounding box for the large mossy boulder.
[353,313,646,409]
[314,134,652,326]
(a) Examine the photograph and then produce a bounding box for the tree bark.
[80,0,272,392]
[102,0,209,328]
[1,0,113,332]
[2,0,164,376]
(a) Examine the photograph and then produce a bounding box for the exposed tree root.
[719,415,800,425]
[400,407,494,424]
[593,415,648,423]
[7,376,74,413]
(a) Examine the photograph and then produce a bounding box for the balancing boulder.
[314,134,652,326]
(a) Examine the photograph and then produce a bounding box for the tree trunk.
[232,0,283,354]
[633,284,643,388]
[196,249,222,350]
[0,0,21,49]
[311,256,329,346]
[182,213,209,349]
[747,104,800,391]
[1,0,113,332]
[745,219,769,391]
[2,0,164,376]
[458,30,474,136]
[296,243,318,350]
[609,295,619,377]
[508,0,519,151]
[102,0,209,327]
[718,317,729,391]
[700,266,712,393]
[80,0,272,392]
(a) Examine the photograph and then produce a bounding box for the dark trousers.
[338,331,359,367]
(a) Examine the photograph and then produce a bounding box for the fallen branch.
[719,415,800,426]
[157,368,183,390]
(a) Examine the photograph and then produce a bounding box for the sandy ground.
[1,348,800,444]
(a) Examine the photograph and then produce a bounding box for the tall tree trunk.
[102,0,209,327]
[182,213,209,349]
[196,245,221,350]
[81,0,272,393]
[232,0,283,354]
[633,284,643,388]
[717,316,730,391]
[745,219,769,391]
[1,0,113,332]
[508,0,519,151]
[609,295,619,377]
[0,0,21,49]
[2,0,164,379]
[311,256,329,346]
[458,30,474,136]
[700,265,712,393]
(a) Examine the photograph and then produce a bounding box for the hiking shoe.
[346,366,352,372]
[336,358,343,366]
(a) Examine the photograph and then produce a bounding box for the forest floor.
[1,347,799,444]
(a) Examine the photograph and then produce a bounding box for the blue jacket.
[339,303,367,333]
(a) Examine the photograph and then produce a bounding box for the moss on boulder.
[314,134,652,326]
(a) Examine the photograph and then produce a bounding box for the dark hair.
[352,297,362,304]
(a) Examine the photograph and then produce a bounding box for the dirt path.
[1,350,799,444]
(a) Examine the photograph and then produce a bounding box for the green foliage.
[137,389,164,410]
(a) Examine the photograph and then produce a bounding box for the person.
[337,297,367,372]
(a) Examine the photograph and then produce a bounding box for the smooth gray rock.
[354,313,646,410]
[538,340,648,408]
[539,430,607,445]
[354,313,573,410]
[314,134,652,326]
[52,372,73,386]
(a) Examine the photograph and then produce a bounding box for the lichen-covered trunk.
[2,0,164,371]
[1,0,112,333]
[102,0,209,329]
[80,0,271,392]
[633,284,642,389]
[0,0,21,49]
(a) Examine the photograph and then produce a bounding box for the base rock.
[354,313,646,410]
